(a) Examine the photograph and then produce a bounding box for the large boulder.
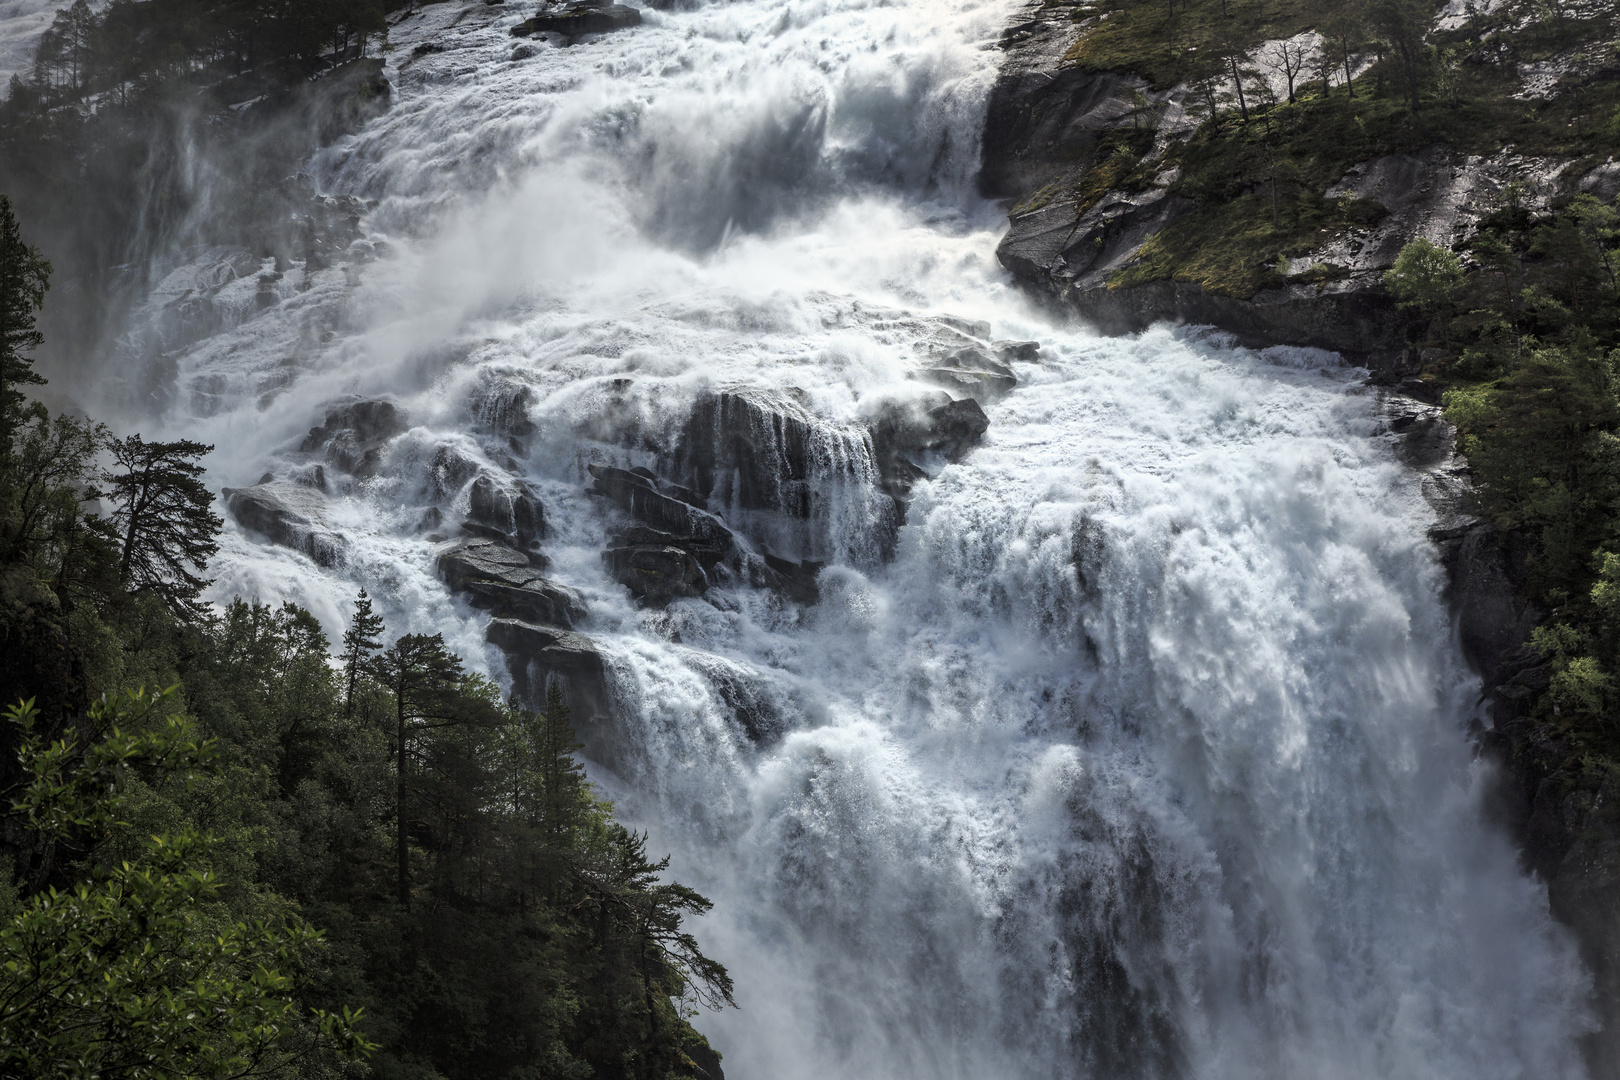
[867,393,990,502]
[587,465,734,548]
[223,482,347,566]
[604,544,708,606]
[673,389,835,518]
[760,552,821,605]
[515,1,641,36]
[918,345,1018,404]
[465,474,546,551]
[437,538,584,628]
[300,399,409,477]
[485,618,615,762]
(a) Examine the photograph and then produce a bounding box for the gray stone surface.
[223,482,347,566]
[437,537,584,628]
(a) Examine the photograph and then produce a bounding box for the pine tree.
[537,677,588,845]
[104,435,222,614]
[373,633,501,906]
[341,588,383,718]
[0,194,51,454]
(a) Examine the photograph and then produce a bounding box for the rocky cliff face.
[981,0,1618,368]
[982,0,1620,1064]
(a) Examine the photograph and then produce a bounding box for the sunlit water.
[72,0,1596,1074]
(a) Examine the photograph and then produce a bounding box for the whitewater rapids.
[75,0,1596,1074]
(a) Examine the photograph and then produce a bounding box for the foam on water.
[92,0,1594,1074]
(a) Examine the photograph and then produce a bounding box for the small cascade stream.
[73,0,1596,1074]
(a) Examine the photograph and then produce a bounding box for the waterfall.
[94,0,1593,1074]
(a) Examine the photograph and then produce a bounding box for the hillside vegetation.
[0,192,730,1079]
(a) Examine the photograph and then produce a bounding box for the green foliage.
[0,691,373,1079]
[0,193,50,452]
[0,201,734,1079]
[1384,238,1464,311]
[105,435,222,616]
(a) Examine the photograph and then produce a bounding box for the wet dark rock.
[439,535,548,586]
[472,377,536,437]
[300,399,408,477]
[466,474,546,550]
[996,340,1041,363]
[223,482,347,566]
[694,658,786,745]
[439,537,583,627]
[1430,521,1540,690]
[428,445,481,500]
[868,393,989,502]
[612,525,729,569]
[604,544,708,605]
[762,552,822,605]
[461,576,584,627]
[919,346,1018,403]
[673,388,870,520]
[517,2,641,36]
[587,464,734,548]
[486,618,614,760]
[292,464,327,491]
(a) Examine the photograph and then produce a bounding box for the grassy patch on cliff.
[1063,0,1324,90]
[1109,193,1381,294]
[1101,48,1620,297]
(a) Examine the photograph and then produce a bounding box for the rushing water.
[74,0,1598,1074]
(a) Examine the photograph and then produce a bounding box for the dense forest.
[0,189,730,1076]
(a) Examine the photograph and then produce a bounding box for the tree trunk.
[1227,57,1250,122]
[397,696,409,907]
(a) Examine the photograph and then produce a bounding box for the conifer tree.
[373,633,501,905]
[0,194,50,453]
[341,587,383,718]
[104,435,222,614]
[537,677,588,844]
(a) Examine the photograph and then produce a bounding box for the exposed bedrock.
[485,618,616,762]
[588,464,735,547]
[465,474,547,551]
[868,393,990,504]
[300,398,410,478]
[223,482,349,567]
[588,464,739,606]
[980,0,1589,369]
[672,389,848,521]
[438,537,586,628]
[511,0,641,37]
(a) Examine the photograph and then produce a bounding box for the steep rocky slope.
[983,0,1618,367]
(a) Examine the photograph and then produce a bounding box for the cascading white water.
[86,0,1597,1074]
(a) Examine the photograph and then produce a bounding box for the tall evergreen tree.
[537,677,588,845]
[104,435,221,614]
[0,194,50,453]
[340,587,383,718]
[372,633,501,906]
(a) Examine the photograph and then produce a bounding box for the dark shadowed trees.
[104,435,221,614]
[0,194,50,452]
